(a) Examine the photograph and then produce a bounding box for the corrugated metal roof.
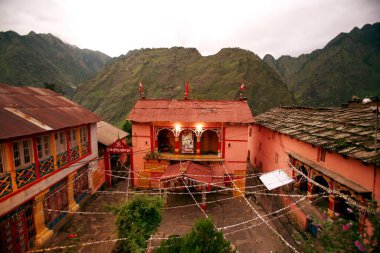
[127,99,254,123]
[0,83,101,140]
[255,106,380,166]
[97,121,128,146]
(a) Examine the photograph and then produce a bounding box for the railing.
[81,142,89,156]
[0,172,12,198]
[70,146,80,161]
[56,151,69,168]
[39,156,55,177]
[15,164,37,188]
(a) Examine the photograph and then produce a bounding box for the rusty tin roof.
[255,106,380,166]
[127,99,254,124]
[97,121,128,146]
[0,83,101,140]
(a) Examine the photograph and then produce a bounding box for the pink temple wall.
[250,125,380,207]
[224,125,249,174]
[131,122,249,187]
[131,124,151,184]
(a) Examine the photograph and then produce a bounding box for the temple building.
[0,84,101,252]
[127,98,254,198]
[250,103,380,230]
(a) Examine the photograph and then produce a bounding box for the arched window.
[313,175,330,209]
[158,129,175,153]
[200,130,218,155]
[297,166,309,193]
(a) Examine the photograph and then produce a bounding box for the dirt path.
[45,180,129,253]
[153,193,292,253]
[44,182,296,253]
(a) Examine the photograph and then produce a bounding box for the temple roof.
[0,83,101,140]
[255,106,380,166]
[127,99,254,124]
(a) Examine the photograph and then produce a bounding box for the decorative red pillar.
[130,149,134,188]
[327,180,335,218]
[32,137,40,179]
[150,125,154,153]
[307,169,313,199]
[105,151,112,187]
[87,124,92,154]
[154,137,158,153]
[175,137,179,154]
[196,136,201,155]
[221,127,226,158]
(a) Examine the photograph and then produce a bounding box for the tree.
[122,121,132,145]
[43,82,64,95]
[155,218,235,253]
[108,194,163,253]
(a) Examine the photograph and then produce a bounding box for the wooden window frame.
[37,134,51,160]
[80,126,88,146]
[55,131,67,154]
[13,139,33,169]
[319,148,326,162]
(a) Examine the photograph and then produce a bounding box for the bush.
[109,194,163,253]
[155,218,235,253]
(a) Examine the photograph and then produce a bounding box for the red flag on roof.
[139,82,143,94]
[185,81,189,98]
[240,82,245,92]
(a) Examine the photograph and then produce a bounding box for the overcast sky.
[1,0,379,58]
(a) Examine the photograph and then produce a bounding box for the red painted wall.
[250,125,379,208]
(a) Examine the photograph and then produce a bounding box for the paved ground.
[43,180,297,253]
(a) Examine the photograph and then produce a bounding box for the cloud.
[1,0,380,58]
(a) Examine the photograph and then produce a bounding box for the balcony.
[0,172,12,197]
[146,152,223,162]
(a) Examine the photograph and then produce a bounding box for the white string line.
[264,129,373,214]
[181,177,208,218]
[287,159,372,213]
[43,187,313,216]
[180,177,240,253]
[150,194,326,241]
[26,237,130,253]
[34,184,314,251]
[222,164,299,253]
[218,194,312,231]
[102,168,268,179]
[223,195,327,236]
[42,190,264,215]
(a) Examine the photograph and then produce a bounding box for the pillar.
[327,180,335,218]
[105,151,112,187]
[196,136,201,155]
[307,169,314,200]
[33,189,53,246]
[32,137,40,179]
[5,142,17,192]
[154,137,158,153]
[77,128,82,157]
[68,172,79,212]
[51,133,58,170]
[175,137,179,154]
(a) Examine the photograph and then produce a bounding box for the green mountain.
[73,47,294,125]
[263,22,380,107]
[0,31,111,97]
